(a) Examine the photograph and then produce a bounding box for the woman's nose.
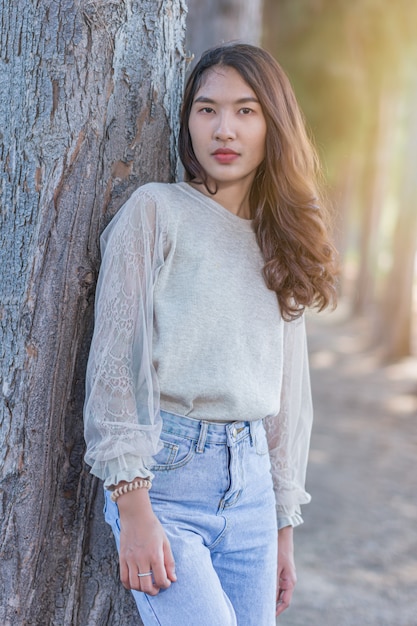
[214,113,236,141]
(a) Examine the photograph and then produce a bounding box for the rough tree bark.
[186,0,263,63]
[0,1,186,624]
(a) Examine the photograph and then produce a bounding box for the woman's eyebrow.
[193,96,260,104]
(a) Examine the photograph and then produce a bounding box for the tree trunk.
[186,0,263,64]
[0,1,186,624]
[379,210,417,361]
[348,78,401,318]
[377,67,417,361]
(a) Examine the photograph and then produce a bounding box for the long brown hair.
[179,43,338,320]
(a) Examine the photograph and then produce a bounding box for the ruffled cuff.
[100,454,154,490]
[276,504,304,529]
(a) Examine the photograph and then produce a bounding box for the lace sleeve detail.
[83,188,165,488]
[264,315,313,524]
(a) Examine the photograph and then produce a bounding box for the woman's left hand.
[276,525,297,617]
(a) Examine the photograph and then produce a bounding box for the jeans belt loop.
[249,421,256,447]
[196,420,209,453]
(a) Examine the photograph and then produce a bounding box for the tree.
[186,0,263,63]
[376,63,417,360]
[0,1,186,624]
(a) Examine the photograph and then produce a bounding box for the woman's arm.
[84,187,165,488]
[264,315,313,526]
[264,315,314,613]
[83,188,175,592]
[116,486,177,594]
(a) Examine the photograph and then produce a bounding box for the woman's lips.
[212,149,240,164]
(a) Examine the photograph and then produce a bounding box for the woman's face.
[188,66,267,191]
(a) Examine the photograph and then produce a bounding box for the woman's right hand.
[116,486,177,595]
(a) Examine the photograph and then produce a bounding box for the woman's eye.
[200,107,215,114]
[240,108,253,115]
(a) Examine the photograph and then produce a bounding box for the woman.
[84,43,337,625]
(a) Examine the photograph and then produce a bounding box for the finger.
[275,587,294,616]
[119,558,130,590]
[129,564,150,592]
[163,537,177,582]
[150,553,172,591]
[137,568,159,595]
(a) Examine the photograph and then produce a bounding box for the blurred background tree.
[263,0,417,361]
[186,0,263,62]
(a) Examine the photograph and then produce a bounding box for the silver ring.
[138,571,152,578]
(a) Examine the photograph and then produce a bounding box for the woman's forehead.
[193,66,257,101]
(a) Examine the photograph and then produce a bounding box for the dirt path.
[278,308,417,626]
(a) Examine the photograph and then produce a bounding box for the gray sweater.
[84,182,313,526]
[153,182,283,421]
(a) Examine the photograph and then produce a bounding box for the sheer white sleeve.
[84,188,165,489]
[264,315,313,528]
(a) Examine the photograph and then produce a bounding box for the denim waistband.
[159,409,262,450]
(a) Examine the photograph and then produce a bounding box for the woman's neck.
[188,178,253,219]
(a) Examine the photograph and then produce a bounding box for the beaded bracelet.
[110,478,152,502]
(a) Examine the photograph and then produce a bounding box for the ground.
[278,306,417,626]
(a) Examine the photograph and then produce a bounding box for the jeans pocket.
[151,432,195,471]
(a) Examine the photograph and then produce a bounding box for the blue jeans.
[104,410,278,626]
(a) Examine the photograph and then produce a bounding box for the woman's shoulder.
[121,182,185,222]
[111,182,181,224]
[131,181,185,204]
[106,182,188,241]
